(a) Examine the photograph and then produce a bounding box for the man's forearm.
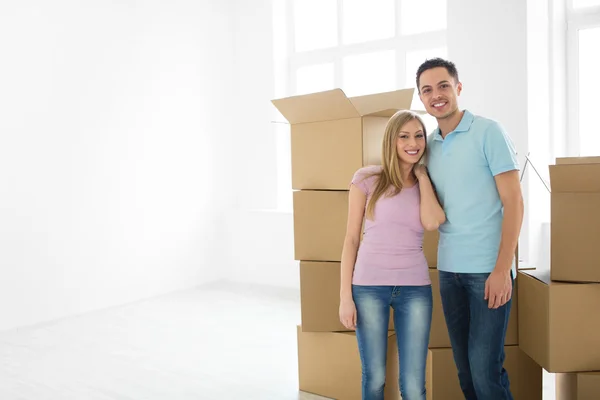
[495,199,524,273]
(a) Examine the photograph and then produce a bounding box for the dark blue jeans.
[352,284,433,400]
[438,271,513,400]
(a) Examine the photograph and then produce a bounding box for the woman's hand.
[339,297,357,330]
[414,164,428,180]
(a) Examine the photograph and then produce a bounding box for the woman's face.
[396,118,426,165]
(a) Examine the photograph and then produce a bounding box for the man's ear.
[456,82,463,96]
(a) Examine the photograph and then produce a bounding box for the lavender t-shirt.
[351,165,431,286]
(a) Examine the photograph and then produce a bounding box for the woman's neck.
[400,164,415,186]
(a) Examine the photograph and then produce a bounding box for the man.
[416,58,524,399]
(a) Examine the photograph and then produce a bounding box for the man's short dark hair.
[416,58,459,92]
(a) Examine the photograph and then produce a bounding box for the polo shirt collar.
[432,110,474,141]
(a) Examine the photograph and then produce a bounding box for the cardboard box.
[299,264,518,343]
[428,269,518,348]
[518,269,600,372]
[293,190,347,262]
[426,346,542,400]
[550,156,600,283]
[293,190,440,263]
[556,372,600,400]
[297,326,400,400]
[272,88,414,190]
[299,261,393,332]
[424,230,439,268]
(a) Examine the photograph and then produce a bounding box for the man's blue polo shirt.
[427,110,520,275]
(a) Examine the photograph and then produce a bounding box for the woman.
[339,110,445,400]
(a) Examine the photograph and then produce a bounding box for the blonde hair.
[364,110,428,220]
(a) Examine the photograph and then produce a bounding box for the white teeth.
[433,102,445,107]
[406,150,418,155]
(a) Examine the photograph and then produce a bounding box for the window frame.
[275,0,448,211]
[288,0,447,95]
[566,1,600,156]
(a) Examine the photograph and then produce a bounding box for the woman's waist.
[358,239,424,254]
[355,247,427,265]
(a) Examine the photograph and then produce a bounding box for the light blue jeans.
[352,284,433,400]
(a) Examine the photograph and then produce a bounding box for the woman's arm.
[339,184,367,329]
[415,165,446,231]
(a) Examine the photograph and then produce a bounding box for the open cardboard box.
[272,88,415,190]
[549,156,600,283]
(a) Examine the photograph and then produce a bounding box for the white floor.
[0,282,555,399]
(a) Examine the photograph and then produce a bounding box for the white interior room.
[0,0,598,399]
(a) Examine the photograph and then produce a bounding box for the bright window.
[296,63,335,95]
[342,0,395,44]
[273,0,448,210]
[567,0,600,157]
[343,50,396,97]
[400,0,447,35]
[293,0,337,52]
[577,26,600,155]
[572,0,600,9]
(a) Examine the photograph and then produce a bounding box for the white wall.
[225,0,559,288]
[232,0,278,211]
[0,0,235,331]
[447,0,533,261]
[226,0,300,289]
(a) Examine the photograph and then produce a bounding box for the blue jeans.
[352,284,433,400]
[438,271,513,400]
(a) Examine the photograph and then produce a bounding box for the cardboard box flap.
[556,156,600,165]
[521,269,551,285]
[271,89,359,124]
[549,163,600,192]
[521,268,594,287]
[349,88,414,117]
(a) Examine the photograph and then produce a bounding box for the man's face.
[418,67,462,120]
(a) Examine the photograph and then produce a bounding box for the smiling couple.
[339,58,524,400]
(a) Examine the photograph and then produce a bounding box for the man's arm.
[494,170,524,274]
[482,121,523,309]
[415,165,446,231]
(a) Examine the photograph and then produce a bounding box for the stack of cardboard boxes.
[272,87,543,399]
[272,87,415,400]
[518,157,600,400]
